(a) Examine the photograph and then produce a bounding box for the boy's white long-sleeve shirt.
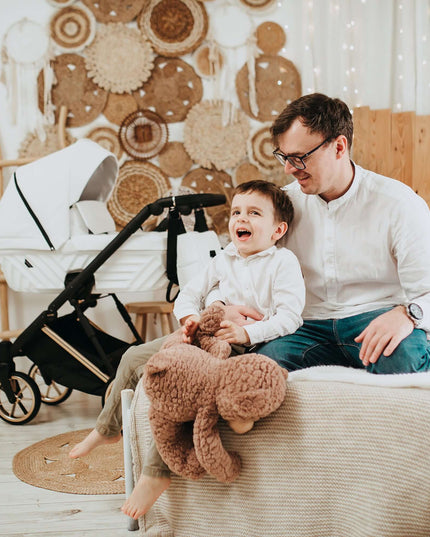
[173,243,305,346]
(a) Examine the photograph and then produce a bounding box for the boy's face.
[229,191,287,258]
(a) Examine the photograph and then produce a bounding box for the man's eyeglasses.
[272,138,331,170]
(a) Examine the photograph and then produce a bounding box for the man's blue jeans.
[257,308,430,374]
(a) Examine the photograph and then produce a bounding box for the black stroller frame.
[0,193,225,424]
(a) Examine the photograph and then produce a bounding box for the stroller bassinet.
[0,141,225,424]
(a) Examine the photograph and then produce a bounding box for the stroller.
[0,141,225,424]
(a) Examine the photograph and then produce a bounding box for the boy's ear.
[272,221,288,241]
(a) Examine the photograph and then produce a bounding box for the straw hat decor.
[82,0,146,23]
[85,23,155,93]
[118,109,169,160]
[137,0,208,57]
[133,56,203,123]
[49,2,97,52]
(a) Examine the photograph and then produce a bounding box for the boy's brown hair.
[232,180,294,226]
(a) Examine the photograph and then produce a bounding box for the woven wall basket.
[37,53,108,127]
[107,160,170,228]
[183,101,250,171]
[137,0,208,57]
[118,109,168,160]
[82,0,146,23]
[85,23,155,93]
[133,56,203,123]
[236,54,301,122]
[50,3,97,52]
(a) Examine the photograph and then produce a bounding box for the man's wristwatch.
[405,303,424,326]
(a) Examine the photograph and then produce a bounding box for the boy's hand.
[215,320,250,345]
[221,304,263,326]
[181,315,200,343]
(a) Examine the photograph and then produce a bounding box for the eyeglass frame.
[272,137,332,170]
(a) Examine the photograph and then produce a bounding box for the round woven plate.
[18,125,76,159]
[12,429,124,495]
[103,93,139,126]
[82,0,146,23]
[256,21,286,55]
[50,3,96,52]
[234,161,264,185]
[107,160,170,228]
[236,54,301,122]
[193,42,224,78]
[133,56,202,123]
[248,123,277,172]
[118,109,168,160]
[85,23,155,93]
[86,126,124,161]
[158,141,192,178]
[38,53,108,127]
[137,0,208,57]
[183,101,250,171]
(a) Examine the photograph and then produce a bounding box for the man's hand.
[215,320,250,345]
[354,306,414,366]
[180,314,200,344]
[218,303,263,326]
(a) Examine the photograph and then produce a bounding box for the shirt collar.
[224,242,278,259]
[315,161,362,210]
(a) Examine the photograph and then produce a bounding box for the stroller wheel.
[28,365,73,405]
[0,371,41,425]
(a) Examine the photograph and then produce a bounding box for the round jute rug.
[12,429,125,495]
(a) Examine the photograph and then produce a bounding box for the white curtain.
[268,0,430,114]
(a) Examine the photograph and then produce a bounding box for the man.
[251,92,430,373]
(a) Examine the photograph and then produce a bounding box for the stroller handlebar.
[152,193,226,212]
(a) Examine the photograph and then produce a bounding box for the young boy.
[120,179,305,519]
[71,180,305,519]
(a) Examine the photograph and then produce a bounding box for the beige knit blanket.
[130,366,430,537]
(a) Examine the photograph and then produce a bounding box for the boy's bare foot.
[69,428,122,459]
[121,474,172,520]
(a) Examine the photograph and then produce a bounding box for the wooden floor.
[1,358,133,537]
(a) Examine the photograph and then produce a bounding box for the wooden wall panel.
[352,107,430,205]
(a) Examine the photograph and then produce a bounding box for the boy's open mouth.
[237,229,251,239]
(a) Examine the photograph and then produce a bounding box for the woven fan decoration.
[118,109,168,160]
[82,0,146,23]
[85,23,155,93]
[183,101,250,171]
[236,54,301,122]
[86,126,124,162]
[18,125,76,159]
[107,160,171,228]
[103,93,138,126]
[158,142,192,178]
[37,53,108,127]
[182,167,233,235]
[49,3,96,52]
[133,56,203,123]
[256,21,286,55]
[137,0,208,57]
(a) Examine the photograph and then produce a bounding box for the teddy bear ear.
[145,354,172,376]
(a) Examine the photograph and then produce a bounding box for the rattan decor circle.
[19,125,76,159]
[82,0,146,23]
[85,23,155,93]
[236,54,301,122]
[118,109,168,160]
[248,123,277,172]
[103,93,139,125]
[158,141,192,178]
[133,56,203,123]
[236,0,277,12]
[137,0,208,57]
[256,21,286,55]
[107,160,170,227]
[234,161,264,185]
[86,126,124,161]
[50,3,96,52]
[12,429,124,495]
[37,53,108,127]
[183,101,250,171]
[193,43,224,78]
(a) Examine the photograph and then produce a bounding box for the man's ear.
[272,221,288,241]
[335,135,348,159]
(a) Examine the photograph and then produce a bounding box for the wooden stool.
[125,301,175,342]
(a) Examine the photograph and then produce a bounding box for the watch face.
[409,303,423,320]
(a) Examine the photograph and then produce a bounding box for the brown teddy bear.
[143,304,288,483]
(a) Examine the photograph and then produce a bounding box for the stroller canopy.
[0,139,118,250]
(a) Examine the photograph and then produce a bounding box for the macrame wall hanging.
[1,18,55,140]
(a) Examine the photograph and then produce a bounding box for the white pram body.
[0,140,169,294]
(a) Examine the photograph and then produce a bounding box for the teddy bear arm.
[149,411,206,480]
[193,406,241,483]
[198,334,231,360]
